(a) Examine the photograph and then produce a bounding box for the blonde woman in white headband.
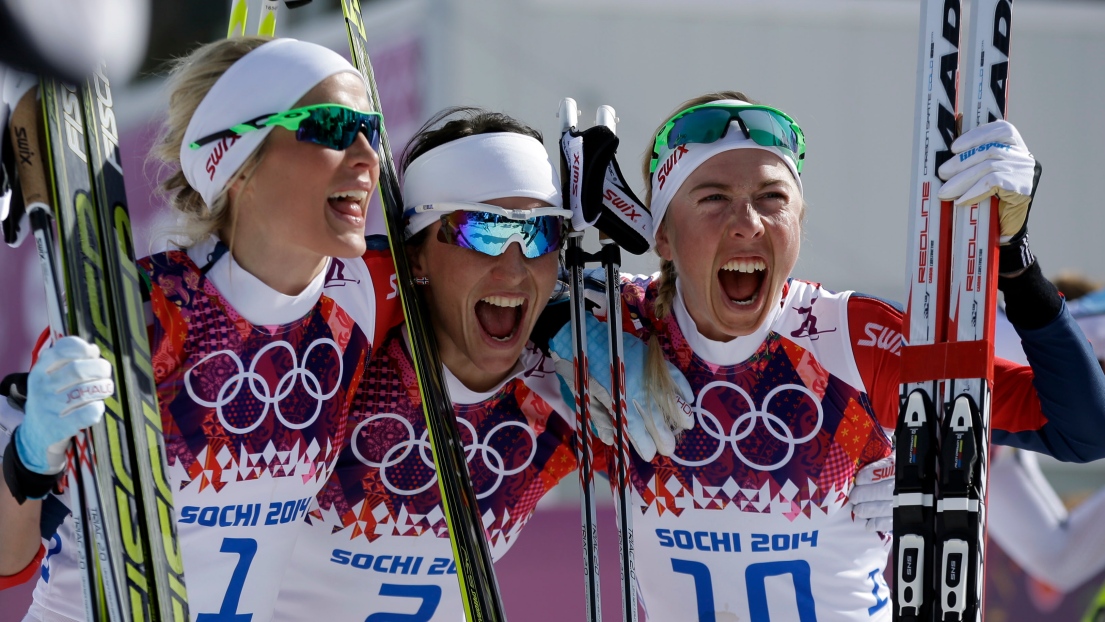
[0,37,400,622]
[581,91,1105,621]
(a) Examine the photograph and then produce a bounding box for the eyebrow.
[686,177,791,194]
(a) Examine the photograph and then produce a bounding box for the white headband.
[402,132,561,214]
[180,38,363,208]
[649,99,803,238]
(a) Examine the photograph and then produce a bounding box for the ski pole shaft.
[559,96,603,622]
[594,104,638,622]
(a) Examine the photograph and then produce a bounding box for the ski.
[9,82,114,622]
[81,64,189,622]
[40,74,145,622]
[337,2,507,620]
[896,1,1012,620]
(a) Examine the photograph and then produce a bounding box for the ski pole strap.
[3,428,62,503]
[559,125,653,254]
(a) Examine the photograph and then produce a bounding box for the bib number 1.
[197,538,258,622]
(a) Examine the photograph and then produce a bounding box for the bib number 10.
[672,558,817,622]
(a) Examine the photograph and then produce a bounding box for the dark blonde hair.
[150,36,273,249]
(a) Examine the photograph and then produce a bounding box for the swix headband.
[180,38,362,208]
[402,132,561,234]
[649,99,803,237]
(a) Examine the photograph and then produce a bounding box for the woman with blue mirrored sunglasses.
[271,107,587,621]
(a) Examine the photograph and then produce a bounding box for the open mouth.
[475,295,526,343]
[328,189,368,225]
[718,258,767,306]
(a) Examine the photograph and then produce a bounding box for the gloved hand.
[550,312,694,462]
[937,120,1040,243]
[850,455,894,533]
[17,336,113,474]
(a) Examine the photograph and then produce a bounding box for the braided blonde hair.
[150,36,272,249]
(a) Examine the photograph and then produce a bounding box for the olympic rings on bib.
[671,381,823,472]
[350,413,537,499]
[184,339,343,435]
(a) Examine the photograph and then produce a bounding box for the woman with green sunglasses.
[0,36,400,622]
[564,90,1105,621]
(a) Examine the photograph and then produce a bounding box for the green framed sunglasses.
[189,103,383,152]
[649,103,806,175]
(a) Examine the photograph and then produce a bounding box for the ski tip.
[228,0,248,38]
[258,11,278,36]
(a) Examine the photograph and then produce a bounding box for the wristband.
[999,230,1036,277]
[1000,262,1065,331]
[3,428,62,504]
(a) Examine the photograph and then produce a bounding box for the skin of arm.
[0,402,46,579]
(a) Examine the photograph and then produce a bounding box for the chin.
[327,233,368,258]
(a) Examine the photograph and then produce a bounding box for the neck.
[220,226,328,296]
[440,351,512,394]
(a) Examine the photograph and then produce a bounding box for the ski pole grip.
[8,87,52,216]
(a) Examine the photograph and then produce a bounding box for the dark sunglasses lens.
[297,107,382,151]
[738,109,798,153]
[439,212,563,258]
[668,108,732,150]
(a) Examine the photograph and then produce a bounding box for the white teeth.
[329,189,369,201]
[731,292,760,306]
[481,295,524,308]
[721,258,767,273]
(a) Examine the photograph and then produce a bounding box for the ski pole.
[559,96,604,622]
[593,104,638,622]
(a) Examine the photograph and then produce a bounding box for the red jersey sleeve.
[847,294,1047,434]
[0,544,44,590]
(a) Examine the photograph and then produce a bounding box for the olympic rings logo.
[671,381,823,472]
[184,339,343,435]
[350,413,537,499]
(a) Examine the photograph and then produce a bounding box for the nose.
[346,129,381,171]
[728,200,765,239]
[489,242,528,284]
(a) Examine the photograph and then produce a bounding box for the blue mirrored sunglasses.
[406,203,570,259]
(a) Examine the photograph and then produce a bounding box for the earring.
[412,277,429,285]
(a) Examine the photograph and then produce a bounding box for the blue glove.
[550,313,693,461]
[17,336,113,475]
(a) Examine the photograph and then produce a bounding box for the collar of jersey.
[187,237,329,327]
[672,280,787,367]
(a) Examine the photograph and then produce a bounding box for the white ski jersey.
[11,238,400,622]
[272,330,576,622]
[610,274,1075,622]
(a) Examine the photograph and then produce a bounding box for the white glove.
[17,336,113,474]
[850,455,894,533]
[550,314,694,462]
[937,120,1038,244]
